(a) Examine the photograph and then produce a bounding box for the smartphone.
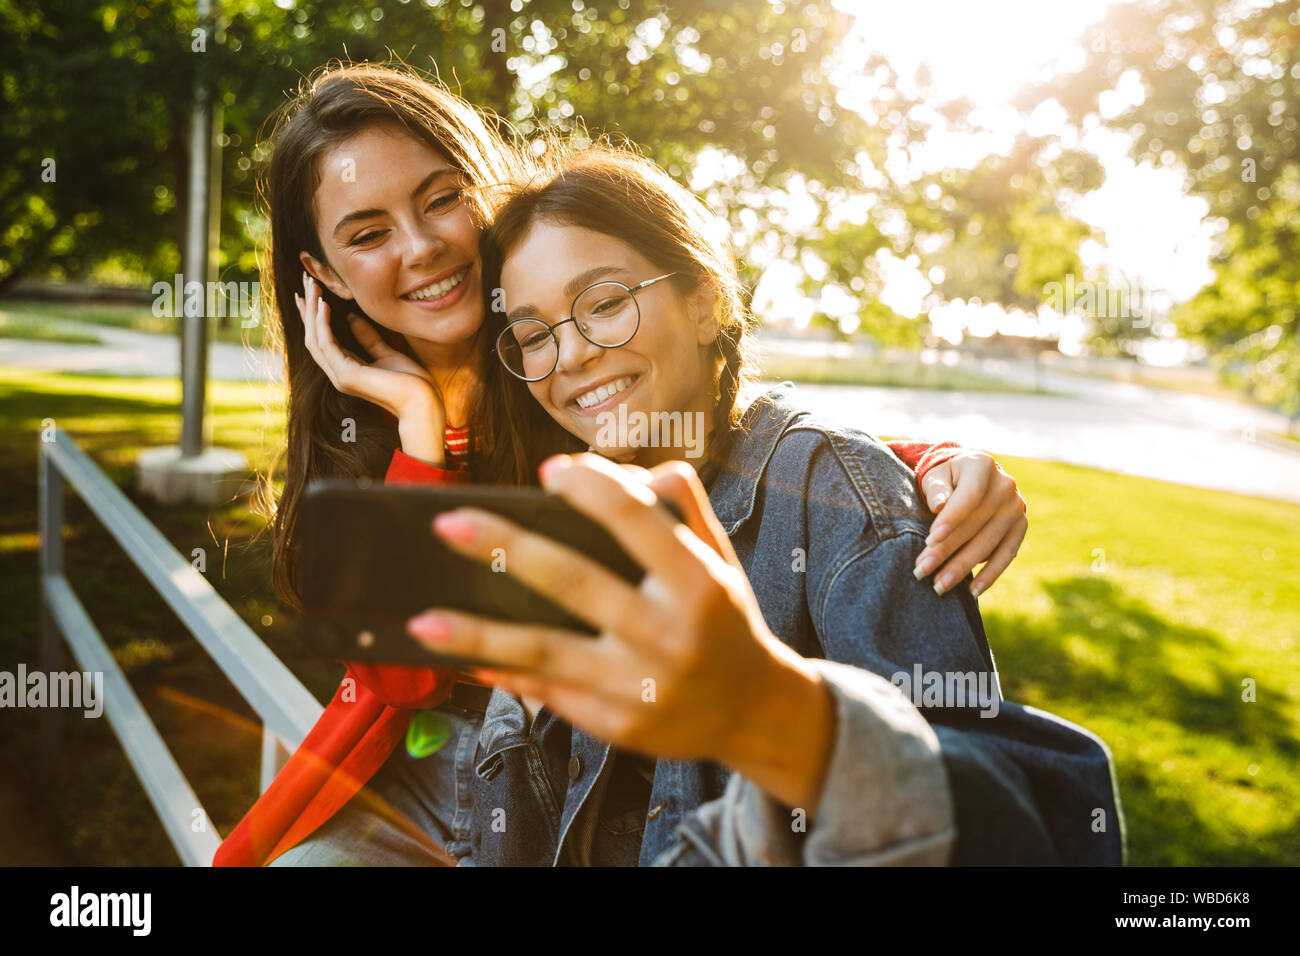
[297,480,675,668]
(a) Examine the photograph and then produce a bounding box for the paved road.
[3,323,1297,503]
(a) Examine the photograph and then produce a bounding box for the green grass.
[1263,430,1300,451]
[0,298,266,348]
[0,312,103,345]
[760,352,1053,394]
[0,366,1295,865]
[977,457,1299,865]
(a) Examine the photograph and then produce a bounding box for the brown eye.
[426,190,463,212]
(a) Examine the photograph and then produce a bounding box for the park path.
[0,318,280,383]
[792,378,1300,504]
[2,322,1298,503]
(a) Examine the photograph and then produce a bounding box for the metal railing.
[38,428,323,866]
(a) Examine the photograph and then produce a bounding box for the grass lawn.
[0,312,103,345]
[0,367,1295,865]
[976,456,1298,865]
[0,299,266,348]
[759,351,1053,394]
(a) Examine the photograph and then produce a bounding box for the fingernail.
[913,556,934,579]
[932,493,948,507]
[433,511,476,543]
[539,455,572,484]
[970,581,984,599]
[408,612,452,642]
[926,524,948,546]
[934,575,951,596]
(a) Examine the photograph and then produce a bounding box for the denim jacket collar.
[707,382,810,535]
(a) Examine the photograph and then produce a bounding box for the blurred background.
[0,0,1295,866]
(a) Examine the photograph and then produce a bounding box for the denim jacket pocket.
[598,807,648,837]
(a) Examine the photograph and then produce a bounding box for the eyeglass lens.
[497,281,639,380]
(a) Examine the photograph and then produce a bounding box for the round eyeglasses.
[494,273,677,381]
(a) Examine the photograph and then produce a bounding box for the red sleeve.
[384,447,470,485]
[341,448,468,708]
[885,440,967,485]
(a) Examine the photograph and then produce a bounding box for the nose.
[399,221,444,266]
[553,319,603,374]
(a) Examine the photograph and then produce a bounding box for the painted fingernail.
[926,524,948,546]
[931,492,948,508]
[539,455,572,484]
[913,556,935,579]
[408,612,452,642]
[433,511,476,543]
[934,575,952,596]
[970,581,984,599]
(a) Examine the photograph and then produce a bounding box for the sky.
[749,0,1220,363]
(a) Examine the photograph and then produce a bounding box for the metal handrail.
[39,428,324,866]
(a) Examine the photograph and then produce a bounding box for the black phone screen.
[297,480,658,668]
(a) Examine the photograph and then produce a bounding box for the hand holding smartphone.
[297,481,674,669]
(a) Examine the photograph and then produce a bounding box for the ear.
[298,250,355,302]
[687,285,719,346]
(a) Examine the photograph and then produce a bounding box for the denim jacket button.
[567,755,582,780]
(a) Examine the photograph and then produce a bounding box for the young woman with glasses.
[391,144,1121,865]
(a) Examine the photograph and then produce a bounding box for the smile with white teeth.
[575,375,638,409]
[403,266,470,301]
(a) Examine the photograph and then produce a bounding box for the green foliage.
[911,135,1103,313]
[0,0,1098,349]
[1043,0,1300,413]
[0,0,194,287]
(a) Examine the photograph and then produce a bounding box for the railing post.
[260,728,290,794]
[38,435,66,790]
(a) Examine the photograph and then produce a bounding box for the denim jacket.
[459,382,1125,866]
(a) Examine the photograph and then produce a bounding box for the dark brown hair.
[257,63,525,608]
[473,143,759,488]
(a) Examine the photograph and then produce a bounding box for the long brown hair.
[257,63,525,608]
[474,143,759,488]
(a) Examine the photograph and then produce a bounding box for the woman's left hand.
[912,451,1028,598]
[405,453,835,810]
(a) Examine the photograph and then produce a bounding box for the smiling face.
[299,123,483,362]
[499,220,720,465]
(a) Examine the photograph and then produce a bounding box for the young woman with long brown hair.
[215,63,1030,866]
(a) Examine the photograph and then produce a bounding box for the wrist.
[722,643,836,813]
[397,389,446,467]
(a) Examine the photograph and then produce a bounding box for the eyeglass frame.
[492,272,679,382]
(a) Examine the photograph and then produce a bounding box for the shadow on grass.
[985,575,1299,865]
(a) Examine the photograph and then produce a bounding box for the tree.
[2,0,1106,354]
[1041,0,1300,414]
